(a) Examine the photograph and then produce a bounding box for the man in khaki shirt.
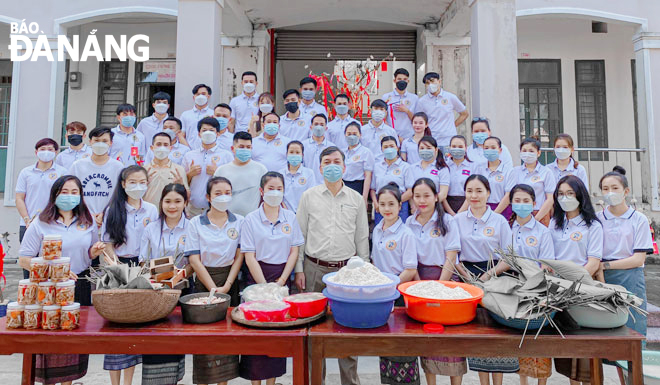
[144,132,189,206]
[295,146,369,385]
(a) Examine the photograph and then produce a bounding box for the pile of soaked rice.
[406,281,472,300]
[327,263,392,286]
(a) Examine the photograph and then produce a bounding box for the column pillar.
[219,29,269,102]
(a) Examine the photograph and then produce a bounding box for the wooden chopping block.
[153,270,174,282]
[149,257,174,274]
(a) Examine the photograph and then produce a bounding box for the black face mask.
[285,102,299,113]
[68,134,83,146]
[396,80,408,91]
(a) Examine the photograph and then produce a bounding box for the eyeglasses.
[472,117,489,123]
[557,191,576,198]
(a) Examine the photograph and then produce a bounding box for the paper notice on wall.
[143,61,176,82]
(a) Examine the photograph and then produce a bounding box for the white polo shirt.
[415,89,466,146]
[299,100,328,119]
[406,211,461,267]
[55,145,92,169]
[344,144,375,182]
[252,133,291,172]
[183,145,234,210]
[447,158,484,197]
[361,121,399,156]
[144,141,191,166]
[475,161,513,204]
[326,116,359,151]
[512,217,555,260]
[137,113,168,145]
[279,113,312,142]
[454,207,512,263]
[281,166,316,213]
[15,163,68,226]
[241,205,304,265]
[383,90,418,139]
[467,143,514,170]
[410,161,450,192]
[184,211,244,268]
[180,105,214,148]
[19,217,99,274]
[400,137,421,164]
[303,137,335,185]
[547,158,589,191]
[371,157,415,193]
[110,126,147,166]
[506,163,557,210]
[372,218,418,275]
[216,130,233,152]
[598,207,654,261]
[550,214,603,266]
[101,200,159,258]
[69,157,125,215]
[139,215,189,267]
[230,92,260,132]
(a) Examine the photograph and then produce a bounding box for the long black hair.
[508,183,536,224]
[418,136,448,170]
[464,174,490,193]
[552,175,600,230]
[157,183,188,254]
[104,165,148,247]
[39,175,93,227]
[412,178,448,236]
[449,135,471,162]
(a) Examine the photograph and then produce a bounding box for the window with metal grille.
[96,60,129,127]
[575,60,608,161]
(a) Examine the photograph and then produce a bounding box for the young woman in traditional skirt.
[445,135,481,215]
[406,178,466,385]
[239,171,304,384]
[186,176,244,385]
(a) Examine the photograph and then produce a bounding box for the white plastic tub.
[322,272,400,301]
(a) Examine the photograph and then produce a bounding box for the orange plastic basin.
[398,281,484,325]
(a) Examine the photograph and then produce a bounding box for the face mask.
[153,146,170,160]
[312,125,326,138]
[194,94,208,106]
[396,80,407,91]
[37,150,56,162]
[483,149,500,162]
[428,83,439,94]
[55,194,80,211]
[216,117,229,130]
[264,123,279,136]
[335,104,349,116]
[91,142,110,156]
[450,148,465,159]
[235,148,252,163]
[346,135,360,147]
[323,164,343,183]
[285,102,299,114]
[419,149,435,162]
[211,195,232,211]
[121,116,136,128]
[125,183,148,200]
[383,147,398,160]
[243,82,256,94]
[473,132,488,145]
[287,154,303,167]
[554,148,571,160]
[163,129,176,140]
[371,110,386,123]
[68,134,83,146]
[520,152,538,165]
[154,103,168,114]
[301,90,315,101]
[200,131,217,145]
[558,196,580,212]
[259,103,273,114]
[512,203,534,219]
[604,192,625,206]
[263,190,284,207]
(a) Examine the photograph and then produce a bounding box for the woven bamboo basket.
[92,289,181,323]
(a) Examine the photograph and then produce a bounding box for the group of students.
[13,68,653,385]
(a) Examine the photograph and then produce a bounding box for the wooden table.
[309,308,645,385]
[0,307,308,385]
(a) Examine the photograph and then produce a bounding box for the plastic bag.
[241,283,289,302]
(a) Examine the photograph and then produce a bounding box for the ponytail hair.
[599,166,628,190]
[377,182,402,203]
[412,178,448,236]
[412,112,432,136]
[554,133,579,168]
[105,165,149,247]
[419,135,448,170]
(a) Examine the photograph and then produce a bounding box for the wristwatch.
[603,261,611,270]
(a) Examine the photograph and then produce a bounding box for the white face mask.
[604,192,626,206]
[154,103,168,114]
[153,146,170,160]
[520,152,538,165]
[37,150,56,162]
[554,148,571,160]
[259,103,273,114]
[91,142,110,156]
[243,83,256,94]
[125,183,148,200]
[558,196,580,212]
[211,195,232,211]
[200,131,217,145]
[194,94,208,107]
[263,190,284,207]
[428,83,439,94]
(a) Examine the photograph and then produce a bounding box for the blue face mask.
[264,123,279,136]
[483,149,500,162]
[335,104,349,116]
[301,90,316,100]
[473,132,488,145]
[383,147,398,160]
[419,149,435,162]
[449,148,465,159]
[323,164,343,183]
[287,154,303,167]
[55,194,81,211]
[346,135,360,146]
[216,117,229,130]
[235,148,251,162]
[512,203,534,219]
[121,115,136,128]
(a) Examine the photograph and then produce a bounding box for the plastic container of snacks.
[17,279,38,305]
[38,281,55,306]
[61,303,81,330]
[6,302,24,329]
[42,305,61,330]
[55,280,76,306]
[49,258,70,282]
[24,304,42,329]
[30,257,50,283]
[283,292,328,318]
[41,235,63,260]
[239,300,291,322]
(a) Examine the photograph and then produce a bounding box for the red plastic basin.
[283,293,328,318]
[239,300,291,322]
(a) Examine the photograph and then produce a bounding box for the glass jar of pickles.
[17,279,37,305]
[6,302,24,329]
[61,303,80,330]
[24,304,42,329]
[38,281,55,306]
[55,280,75,306]
[42,234,62,260]
[49,258,70,282]
[29,257,50,283]
[42,305,61,330]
